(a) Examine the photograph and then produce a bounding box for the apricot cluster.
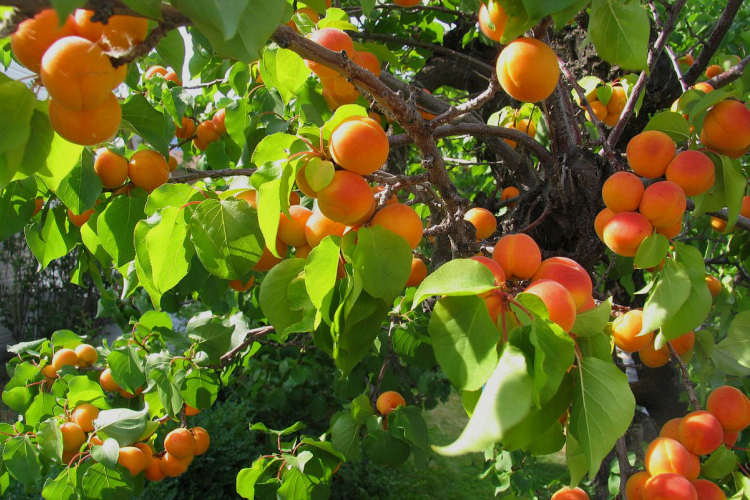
[146,426,210,480]
[626,385,749,500]
[192,109,228,151]
[42,343,99,387]
[610,309,695,366]
[580,83,627,128]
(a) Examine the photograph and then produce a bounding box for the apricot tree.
[0,1,749,499]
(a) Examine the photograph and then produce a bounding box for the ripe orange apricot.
[164,428,196,460]
[330,117,390,175]
[196,120,220,144]
[305,210,347,247]
[236,189,258,208]
[523,279,577,332]
[673,332,695,357]
[679,411,724,456]
[686,451,701,481]
[295,245,312,259]
[602,171,645,213]
[61,422,86,452]
[370,203,423,249]
[160,452,190,477]
[657,219,682,240]
[585,101,608,122]
[185,404,200,416]
[691,480,726,500]
[645,437,693,477]
[144,455,166,481]
[627,131,677,179]
[93,149,128,189]
[702,99,750,154]
[501,186,520,207]
[531,257,592,311]
[478,1,508,42]
[643,473,697,500]
[253,238,288,272]
[504,118,537,148]
[470,256,507,287]
[465,207,497,240]
[706,386,750,431]
[175,117,196,139]
[317,171,375,225]
[71,404,99,432]
[118,446,146,477]
[52,348,78,370]
[723,429,739,447]
[594,208,616,241]
[376,391,406,416]
[33,198,44,216]
[134,442,153,467]
[42,364,58,379]
[611,310,654,352]
[118,386,143,399]
[295,162,318,199]
[62,450,77,464]
[212,108,227,135]
[607,86,627,116]
[164,70,180,85]
[11,10,77,74]
[128,150,170,192]
[99,368,120,392]
[705,275,721,298]
[705,65,723,79]
[406,257,428,287]
[639,340,670,368]
[602,212,653,256]
[626,471,651,500]
[710,216,727,232]
[640,181,687,229]
[192,427,210,455]
[68,207,95,228]
[168,155,178,172]
[661,418,683,441]
[228,276,255,292]
[550,486,589,500]
[144,66,167,79]
[665,151,715,196]
[49,93,122,146]
[496,37,560,103]
[73,10,148,52]
[75,343,98,367]
[492,233,542,280]
[579,295,596,312]
[305,28,356,78]
[322,88,359,111]
[279,206,314,247]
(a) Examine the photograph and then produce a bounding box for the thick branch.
[705,55,750,90]
[686,198,750,231]
[648,2,688,92]
[170,168,255,183]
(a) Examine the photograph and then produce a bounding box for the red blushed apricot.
[665,151,715,196]
[196,120,220,144]
[702,100,750,152]
[330,117,390,175]
[706,386,750,431]
[640,181,687,229]
[602,171,645,213]
[679,411,724,456]
[305,210,346,247]
[483,294,503,325]
[523,279,577,332]
[73,10,148,52]
[478,1,508,42]
[692,480,726,500]
[49,93,122,146]
[579,295,595,312]
[465,207,497,240]
[657,219,682,240]
[118,447,146,477]
[253,238,288,272]
[705,275,721,298]
[11,9,77,73]
[144,456,166,481]
[607,86,627,116]
[279,206,314,247]
[501,186,520,207]
[626,471,651,500]
[128,150,170,192]
[661,418,683,441]
[602,212,653,257]
[94,149,128,189]
[164,70,180,85]
[594,208,616,241]
[496,37,560,103]
[228,276,254,292]
[723,429,739,447]
[175,117,196,139]
[627,131,677,179]
[68,207,95,227]
[645,437,693,477]
[550,486,589,500]
[470,256,506,287]
[164,428,196,460]
[693,82,714,94]
[371,203,423,249]
[99,368,120,392]
[643,473,697,500]
[41,37,116,110]
[611,310,654,352]
[317,171,375,225]
[305,28,356,78]
[705,65,723,79]
[406,257,428,287]
[531,257,592,311]
[61,422,86,452]
[376,391,406,416]
[686,452,701,481]
[236,189,257,208]
[212,108,227,135]
[492,233,542,280]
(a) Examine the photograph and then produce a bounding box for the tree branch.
[667,342,701,411]
[428,73,501,129]
[344,4,477,21]
[685,198,750,231]
[648,2,688,92]
[705,55,750,90]
[217,325,275,367]
[169,168,255,183]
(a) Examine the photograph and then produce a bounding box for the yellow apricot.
[71,404,99,432]
[10,9,77,73]
[48,93,122,146]
[73,10,148,52]
[128,150,170,192]
[496,38,560,103]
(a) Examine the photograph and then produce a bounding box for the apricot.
[692,480,726,500]
[710,217,727,232]
[305,28,356,78]
[117,446,146,477]
[705,65,723,79]
[33,198,44,217]
[168,155,178,172]
[504,118,537,148]
[607,86,627,116]
[305,210,347,247]
[253,238,288,272]
[501,186,520,207]
[356,51,381,78]
[42,364,58,379]
[594,208,617,241]
[686,451,701,481]
[195,137,209,152]
[196,120,220,144]
[531,257,592,311]
[645,437,693,477]
[295,245,312,259]
[118,387,143,399]
[175,117,196,139]
[164,428,196,460]
[160,452,190,477]
[99,368,120,392]
[52,348,78,370]
[523,279,577,332]
[317,171,375,225]
[71,403,99,432]
[62,450,77,464]
[492,233,542,280]
[627,131,677,179]
[611,310,654,352]
[212,108,227,135]
[657,219,682,240]
[679,411,723,456]
[722,429,739,447]
[192,427,210,455]
[322,88,359,111]
[61,422,86,452]
[68,207,95,228]
[330,117,390,175]
[92,149,128,189]
[639,181,687,229]
[75,343,98,368]
[496,37,560,103]
[295,163,318,198]
[185,404,200,416]
[602,172,644,213]
[550,486,589,500]
[672,332,695,357]
[371,203,423,249]
[228,276,255,292]
[465,207,497,240]
[164,70,180,85]
[11,10,77,73]
[643,473,697,500]
[626,471,651,500]
[275,206,313,248]
[680,54,695,66]
[406,258,428,287]
[128,150,170,192]
[394,0,422,6]
[585,101,608,122]
[236,189,258,208]
[470,256,507,287]
[705,275,721,298]
[702,100,750,152]
[73,10,148,52]
[602,212,653,256]
[603,111,621,128]
[144,456,166,482]
[706,386,750,431]
[49,93,122,146]
[134,442,153,467]
[144,66,167,79]
[665,151,715,196]
[483,294,503,325]
[478,1,508,42]
[376,391,406,416]
[660,418,683,441]
[579,295,596,312]
[287,7,320,31]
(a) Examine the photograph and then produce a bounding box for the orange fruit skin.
[627,131,677,179]
[229,276,255,292]
[118,446,147,476]
[357,51,381,77]
[611,310,654,352]
[711,216,727,232]
[491,233,542,280]
[370,203,424,249]
[393,0,422,6]
[594,208,616,241]
[33,198,44,216]
[322,88,359,111]
[504,118,537,148]
[640,181,687,229]
[192,427,210,456]
[705,275,721,298]
[305,210,346,248]
[99,368,120,392]
[330,117,390,175]
[145,66,168,79]
[656,219,682,240]
[164,428,196,460]
[643,473,698,500]
[74,343,97,367]
[295,245,312,259]
[501,186,520,207]
[295,163,318,199]
[68,207,95,228]
[49,93,122,146]
[679,411,724,456]
[645,437,693,477]
[702,100,750,152]
[691,479,726,500]
[118,387,143,399]
[665,150,715,196]
[626,471,651,500]
[134,442,153,467]
[71,403,99,432]
[680,54,695,66]
[607,86,627,116]
[164,70,181,85]
[279,206,314,248]
[160,452,190,477]
[144,456,167,481]
[253,238,288,272]
[706,386,750,431]
[212,108,227,135]
[305,28,355,78]
[11,9,77,73]
[550,486,590,500]
[602,212,653,257]
[317,170,375,225]
[196,120,220,144]
[52,348,78,370]
[705,65,723,79]
[465,207,497,240]
[42,364,58,379]
[602,171,644,213]
[73,10,148,52]
[531,257,592,311]
[496,38,560,103]
[175,117,196,139]
[470,255,507,287]
[585,101,608,122]
[61,422,86,452]
[660,418,683,441]
[406,258,428,287]
[128,150,170,193]
[236,189,258,208]
[94,149,128,189]
[168,155,178,172]
[722,429,739,447]
[523,279,577,332]
[478,1,508,42]
[376,391,406,416]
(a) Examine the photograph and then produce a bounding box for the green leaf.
[643,111,692,142]
[363,429,411,467]
[701,445,737,479]
[353,226,412,302]
[67,375,107,407]
[180,369,220,410]
[634,234,670,270]
[237,458,275,499]
[90,438,120,469]
[120,95,169,157]
[261,45,310,104]
[551,0,588,27]
[121,0,161,17]
[145,206,195,294]
[18,109,54,180]
[24,208,78,269]
[260,259,313,339]
[566,432,589,487]
[188,322,235,363]
[305,236,341,323]
[3,436,41,487]
[145,184,204,216]
[661,244,712,339]
[107,346,146,393]
[156,29,186,76]
[641,259,691,335]
[520,0,582,18]
[50,0,85,19]
[433,345,533,456]
[150,368,183,418]
[412,259,496,308]
[42,468,76,500]
[391,406,429,450]
[589,0,649,71]
[26,392,57,426]
[334,292,390,376]
[97,193,147,267]
[55,148,101,216]
[331,413,361,461]
[428,295,500,392]
[82,463,134,500]
[572,298,612,337]
[0,178,37,242]
[94,406,148,447]
[0,80,35,155]
[134,217,163,308]
[715,311,750,370]
[351,394,374,425]
[37,418,63,461]
[569,358,635,475]
[528,320,576,406]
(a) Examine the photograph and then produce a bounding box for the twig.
[685,198,750,231]
[428,73,502,129]
[518,206,552,234]
[169,168,256,184]
[217,325,275,367]
[344,4,476,20]
[667,342,701,411]
[648,2,688,92]
[616,437,634,499]
[705,55,750,90]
